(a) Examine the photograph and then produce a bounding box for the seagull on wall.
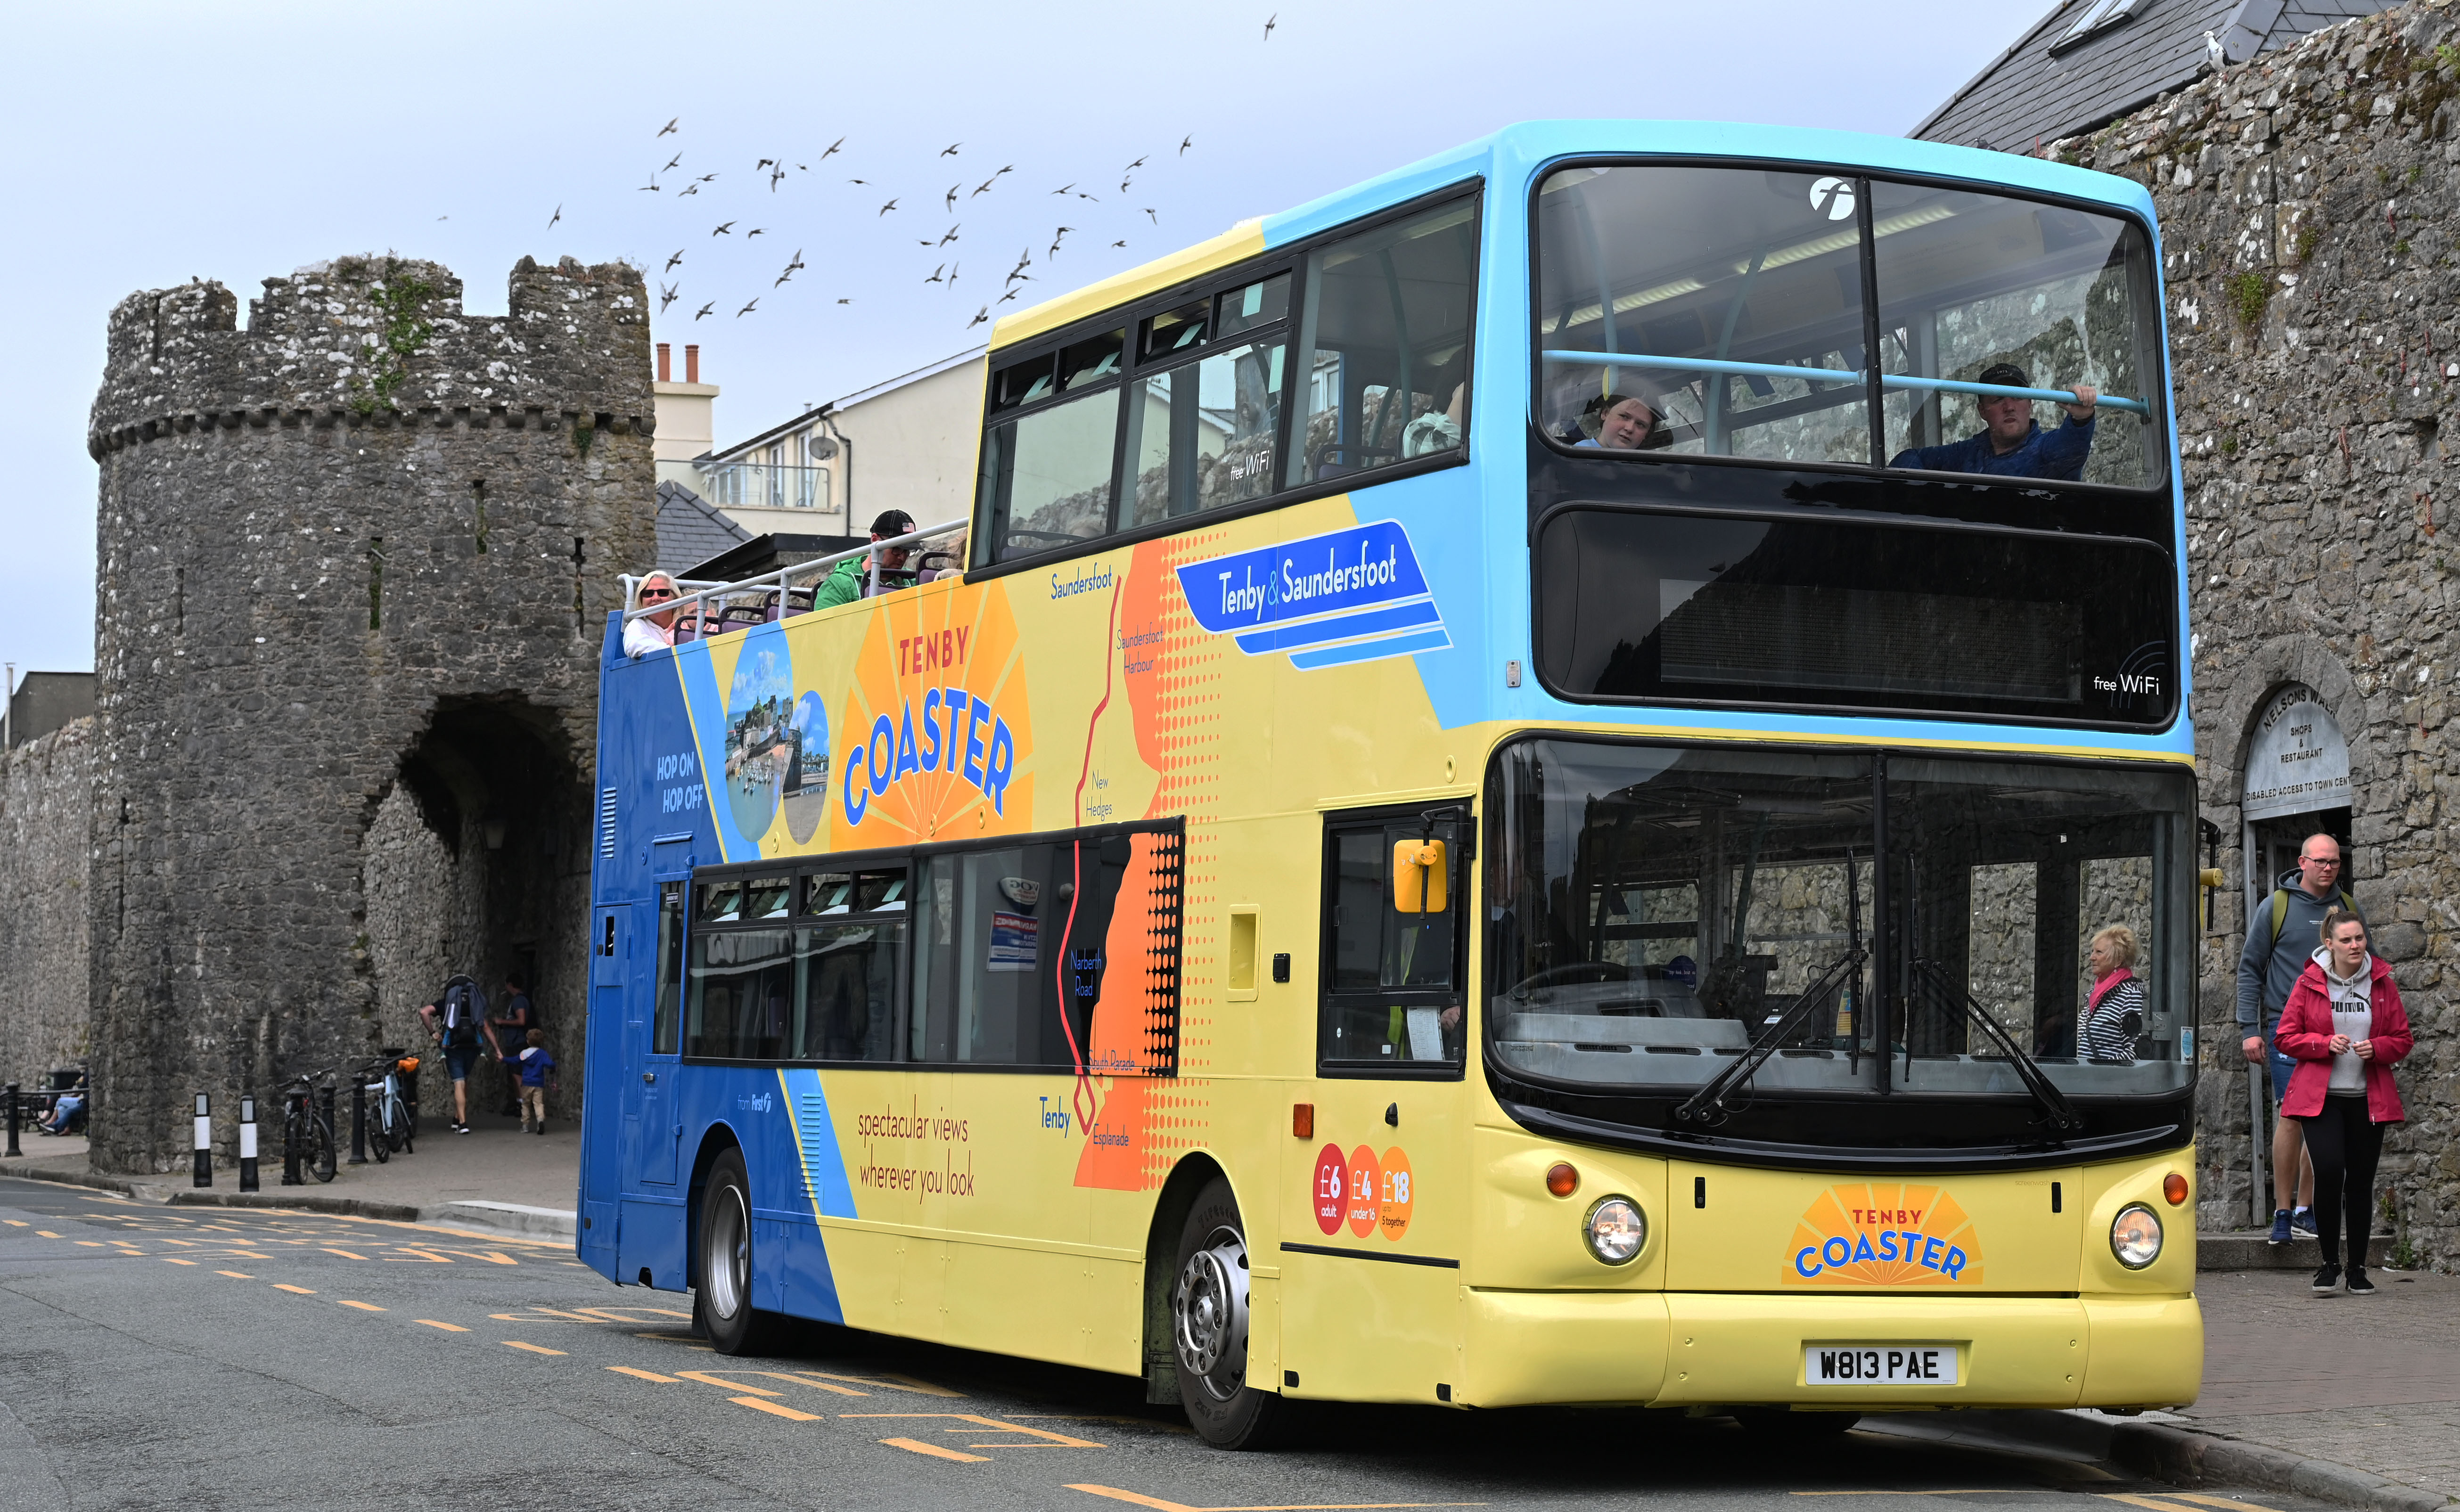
[2205,29,2227,68]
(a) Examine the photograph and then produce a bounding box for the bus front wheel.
[1170,1178,1286,1450]
[697,1148,781,1356]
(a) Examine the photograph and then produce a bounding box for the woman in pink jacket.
[2273,908,2413,1296]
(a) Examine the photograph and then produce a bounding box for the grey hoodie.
[2234,867,2360,1030]
[2312,944,2375,1091]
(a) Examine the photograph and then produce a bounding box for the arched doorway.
[362,695,590,1123]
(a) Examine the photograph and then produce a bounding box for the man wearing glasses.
[624,572,684,658]
[2237,834,2361,1245]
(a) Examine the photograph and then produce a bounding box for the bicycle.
[279,1069,337,1183]
[355,1052,416,1161]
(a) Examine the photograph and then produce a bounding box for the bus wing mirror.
[1392,840,1448,913]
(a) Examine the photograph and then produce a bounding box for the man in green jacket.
[813,509,918,609]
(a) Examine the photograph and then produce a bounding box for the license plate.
[1804,1344,1959,1385]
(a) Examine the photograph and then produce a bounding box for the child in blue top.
[513,1030,557,1135]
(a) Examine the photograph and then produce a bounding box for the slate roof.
[1913,0,2393,151]
[655,481,750,576]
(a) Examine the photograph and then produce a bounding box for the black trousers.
[2296,1094,2386,1268]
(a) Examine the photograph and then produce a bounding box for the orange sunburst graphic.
[1784,1183,1984,1287]
[834,581,1035,844]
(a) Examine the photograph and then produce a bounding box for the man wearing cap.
[1888,363,2100,480]
[814,509,919,610]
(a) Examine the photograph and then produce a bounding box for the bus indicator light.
[2162,1172,2189,1206]
[1546,1162,1579,1198]
[1291,1103,1313,1139]
[1346,1145,1382,1237]
[1313,1145,1346,1235]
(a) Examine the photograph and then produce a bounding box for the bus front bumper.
[1460,1289,2201,1411]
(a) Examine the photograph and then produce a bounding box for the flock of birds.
[532,12,1283,337]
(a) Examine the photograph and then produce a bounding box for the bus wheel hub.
[1173,1230,1248,1393]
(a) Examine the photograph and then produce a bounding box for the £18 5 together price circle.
[1313,1144,1347,1235]
[1377,1146,1413,1241]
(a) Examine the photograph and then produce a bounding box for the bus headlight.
[1583,1196,1646,1265]
[2110,1203,2163,1269]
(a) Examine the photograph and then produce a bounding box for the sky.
[0,0,2017,683]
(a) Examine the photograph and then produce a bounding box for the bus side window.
[653,881,683,1056]
[1287,198,1478,489]
[1320,812,1465,1072]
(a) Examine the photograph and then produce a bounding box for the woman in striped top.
[2081,924,2146,1064]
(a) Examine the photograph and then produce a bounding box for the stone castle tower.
[85,254,656,1173]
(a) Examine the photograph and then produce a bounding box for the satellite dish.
[806,435,840,460]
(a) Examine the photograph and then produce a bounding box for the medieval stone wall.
[2050,0,2460,1262]
[0,719,95,1092]
[87,255,653,1172]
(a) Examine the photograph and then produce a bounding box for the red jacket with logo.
[2272,953,2411,1122]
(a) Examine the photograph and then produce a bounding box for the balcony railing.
[698,461,831,510]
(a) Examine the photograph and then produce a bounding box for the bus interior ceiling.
[360,695,590,1076]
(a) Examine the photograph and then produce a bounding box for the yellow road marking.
[320,1248,369,1260]
[387,1249,455,1263]
[274,1284,316,1294]
[845,1413,1102,1448]
[2099,1497,2215,1512]
[4,1219,25,1227]
[157,1237,199,1247]
[734,1396,824,1422]
[762,1372,867,1397]
[533,1308,600,1320]
[227,1251,271,1260]
[488,1313,523,1321]
[501,1341,565,1356]
[1793,1494,2014,1498]
[414,1320,469,1332]
[162,1258,198,1266]
[74,1241,102,1248]
[35,1231,60,1239]
[676,1371,780,1396]
[1066,1491,1484,1511]
[2163,1498,2289,1512]
[882,1437,989,1462]
[215,1271,253,1279]
[607,1366,681,1382]
[337,1300,385,1312]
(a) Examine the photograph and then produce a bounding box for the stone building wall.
[0,719,95,1091]
[2048,0,2460,1262]
[86,254,653,1172]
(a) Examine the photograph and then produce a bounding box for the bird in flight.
[1180,134,1193,155]
[973,176,998,197]
[547,204,561,228]
[665,248,685,271]
[658,117,680,137]
[968,306,989,328]
[1076,191,1099,201]
[1120,177,1132,193]
[1125,155,1147,171]
[821,137,845,159]
[941,142,962,156]
[1051,183,1074,196]
[694,302,715,319]
[1263,12,1275,38]
[693,173,718,184]
[746,227,766,237]
[712,221,736,236]
[737,298,759,318]
[770,165,787,190]
[1144,208,1159,224]
[785,248,806,271]
[926,265,945,284]
[677,183,699,198]
[757,157,776,171]
[947,262,959,286]
[837,297,852,304]
[939,224,960,246]
[774,267,795,287]
[1112,239,1127,248]
[879,199,898,215]
[848,177,868,185]
[945,184,963,212]
[998,288,1019,303]
[663,152,683,172]
[659,282,680,312]
[639,177,661,192]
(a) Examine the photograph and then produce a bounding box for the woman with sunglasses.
[624,572,684,657]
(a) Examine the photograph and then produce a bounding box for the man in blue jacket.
[2237,834,2360,1244]
[1889,362,2099,479]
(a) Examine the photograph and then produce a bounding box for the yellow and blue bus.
[581,120,2200,1447]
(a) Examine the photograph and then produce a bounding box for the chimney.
[685,345,700,384]
[657,342,672,382]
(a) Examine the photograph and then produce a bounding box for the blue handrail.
[1540,350,2152,417]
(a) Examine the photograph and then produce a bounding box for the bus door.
[623,880,685,1189]
[1283,805,1470,1404]
[582,900,633,1259]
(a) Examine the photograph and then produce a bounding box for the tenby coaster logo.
[1173,519,1449,670]
[1785,1183,1982,1287]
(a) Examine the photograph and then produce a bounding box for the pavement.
[0,1102,578,1240]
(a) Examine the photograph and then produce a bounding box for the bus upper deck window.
[990,355,1055,414]
[1142,302,1207,360]
[697,879,745,923]
[1214,273,1288,338]
[1288,199,1477,488]
[741,875,793,920]
[1060,329,1126,390]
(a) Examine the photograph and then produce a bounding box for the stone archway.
[361,695,591,1121]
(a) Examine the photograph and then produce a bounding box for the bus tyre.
[1170,1178,1284,1450]
[1734,1408,1860,1439]
[697,1148,781,1356]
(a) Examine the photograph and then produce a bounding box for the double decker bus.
[581,120,2200,1447]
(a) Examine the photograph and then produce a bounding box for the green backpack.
[2264,887,2358,951]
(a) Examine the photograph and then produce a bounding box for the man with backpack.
[2237,834,2360,1244]
[418,973,490,1135]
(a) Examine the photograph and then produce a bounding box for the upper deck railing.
[617,518,967,647]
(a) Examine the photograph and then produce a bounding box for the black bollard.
[315,1085,337,1181]
[238,1095,259,1193]
[347,1078,367,1166]
[192,1092,212,1188]
[280,1087,303,1186]
[5,1083,18,1159]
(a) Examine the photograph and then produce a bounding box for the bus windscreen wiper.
[1907,958,2084,1133]
[1673,944,1867,1128]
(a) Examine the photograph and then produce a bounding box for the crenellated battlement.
[89,254,654,458]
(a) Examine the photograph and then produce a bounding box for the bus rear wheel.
[697,1148,781,1356]
[1170,1178,1285,1450]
